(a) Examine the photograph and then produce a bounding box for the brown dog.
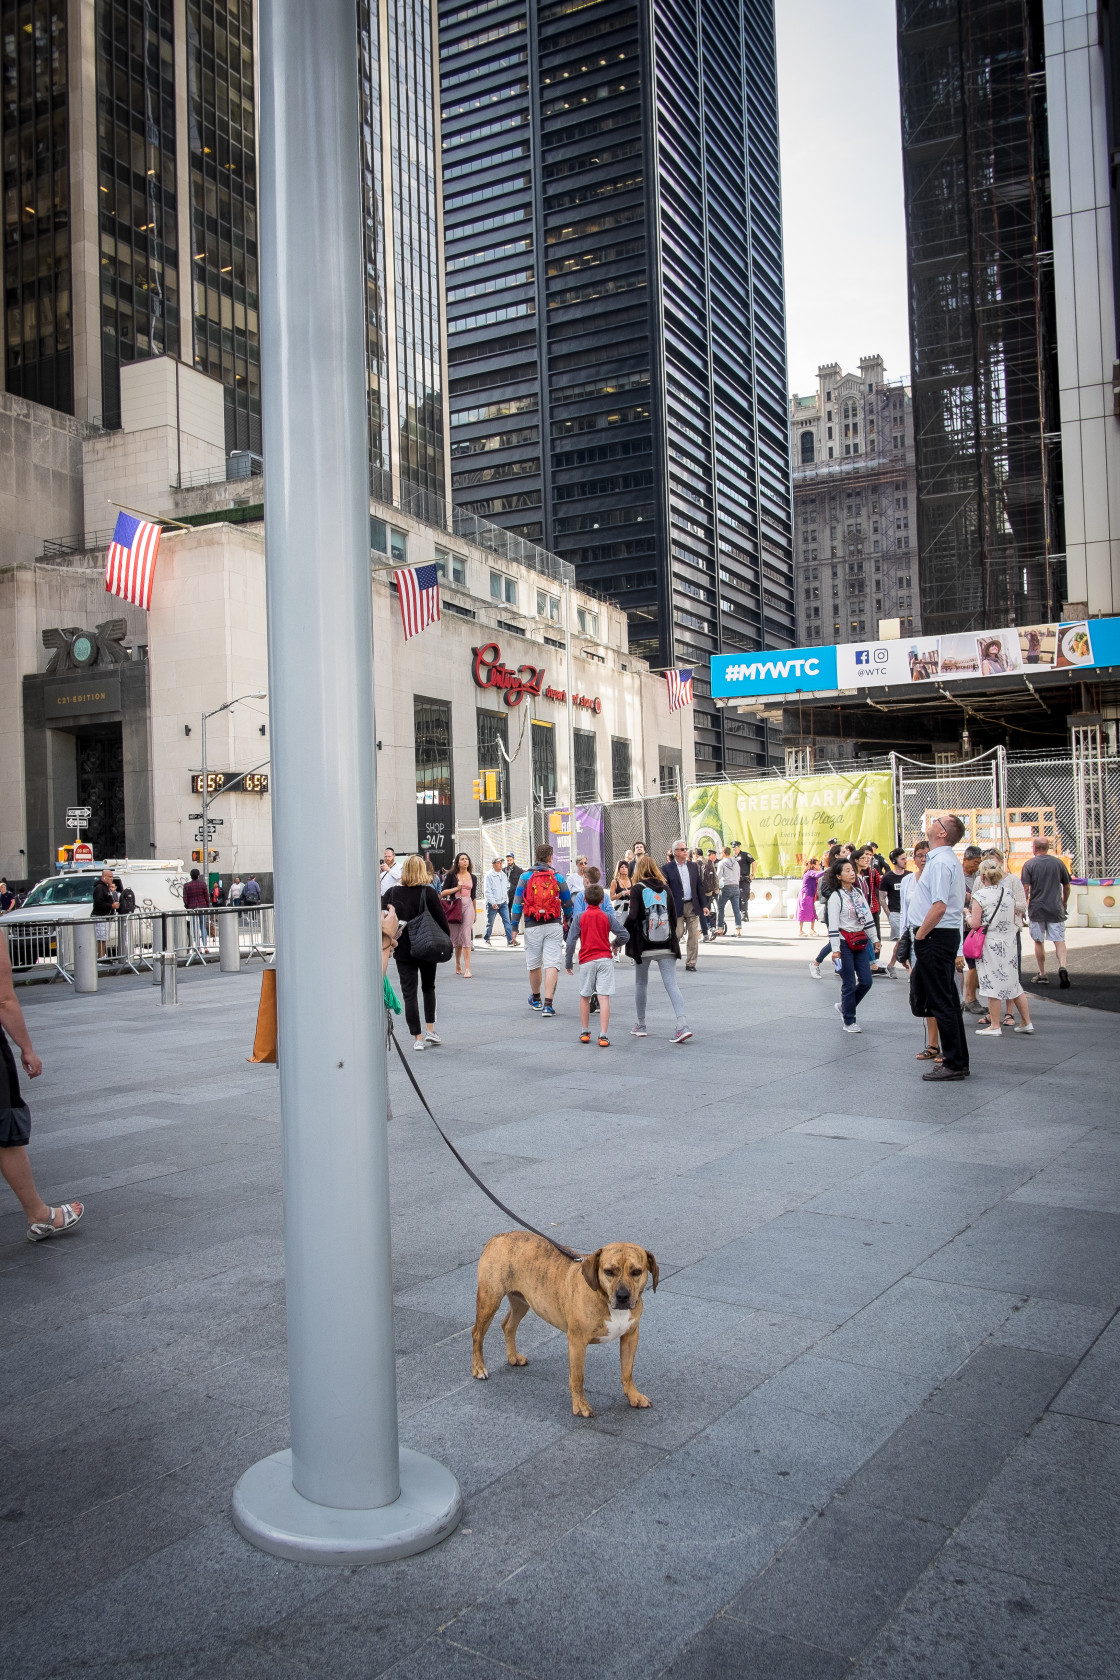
[471,1230,658,1417]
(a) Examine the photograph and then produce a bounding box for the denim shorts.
[1029,920,1066,944]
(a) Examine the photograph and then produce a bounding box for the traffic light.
[192,849,203,863]
[484,770,499,803]
[472,778,483,801]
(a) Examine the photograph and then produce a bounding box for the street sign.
[65,807,92,828]
[73,842,94,863]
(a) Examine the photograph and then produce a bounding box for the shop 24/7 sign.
[471,642,544,707]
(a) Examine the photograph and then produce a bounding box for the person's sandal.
[27,1201,84,1243]
[915,1047,938,1060]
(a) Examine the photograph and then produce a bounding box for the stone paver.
[1,935,1117,1678]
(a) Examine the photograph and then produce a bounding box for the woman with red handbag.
[441,852,478,979]
[823,858,880,1032]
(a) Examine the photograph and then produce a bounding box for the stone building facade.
[788,357,921,646]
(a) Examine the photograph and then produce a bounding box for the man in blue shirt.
[911,814,969,1080]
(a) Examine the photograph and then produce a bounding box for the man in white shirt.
[911,814,969,1081]
[379,848,403,897]
[566,855,588,897]
[665,840,702,970]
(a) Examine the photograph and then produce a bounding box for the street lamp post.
[201,692,266,878]
[231,0,460,1563]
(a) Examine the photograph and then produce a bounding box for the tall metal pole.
[233,0,460,1564]
[201,711,208,878]
[563,577,576,807]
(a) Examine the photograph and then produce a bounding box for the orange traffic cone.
[248,967,278,1063]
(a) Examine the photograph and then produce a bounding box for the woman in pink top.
[441,853,478,978]
[796,859,821,937]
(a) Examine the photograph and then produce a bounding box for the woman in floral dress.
[968,856,1033,1036]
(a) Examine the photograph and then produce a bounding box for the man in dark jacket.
[182,867,211,949]
[732,842,754,921]
[92,869,117,956]
[664,841,702,971]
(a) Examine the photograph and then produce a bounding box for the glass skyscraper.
[897,0,1064,635]
[438,0,793,776]
[3,0,447,491]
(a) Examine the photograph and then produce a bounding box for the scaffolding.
[897,0,1064,634]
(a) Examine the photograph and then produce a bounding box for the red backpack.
[522,868,562,922]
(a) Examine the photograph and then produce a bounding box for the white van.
[0,860,190,928]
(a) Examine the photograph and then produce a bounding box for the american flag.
[665,668,694,712]
[394,563,441,640]
[105,511,162,610]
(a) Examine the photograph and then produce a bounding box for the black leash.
[386,1013,582,1261]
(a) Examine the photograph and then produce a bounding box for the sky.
[774,0,911,396]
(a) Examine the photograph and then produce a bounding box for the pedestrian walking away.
[182,867,210,950]
[822,858,879,1031]
[565,883,627,1046]
[441,853,479,978]
[665,841,702,970]
[809,842,846,978]
[383,854,452,1050]
[0,929,84,1242]
[483,857,518,947]
[624,856,692,1042]
[510,843,574,1015]
[241,875,261,906]
[715,847,742,936]
[1020,837,1072,988]
[796,857,821,937]
[966,855,1034,1037]
[732,841,754,920]
[911,814,970,1081]
[699,850,719,940]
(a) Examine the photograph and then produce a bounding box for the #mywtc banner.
[711,615,1120,701]
[687,773,895,877]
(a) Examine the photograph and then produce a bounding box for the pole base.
[232,1447,462,1565]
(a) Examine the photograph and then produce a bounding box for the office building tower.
[789,356,921,645]
[896,0,1064,636]
[3,0,448,491]
[437,0,793,777]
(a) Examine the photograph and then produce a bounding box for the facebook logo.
[855,649,871,666]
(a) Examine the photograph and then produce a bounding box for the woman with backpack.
[624,855,692,1043]
[822,856,879,1033]
[382,854,452,1051]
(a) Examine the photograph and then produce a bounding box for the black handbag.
[406,899,453,964]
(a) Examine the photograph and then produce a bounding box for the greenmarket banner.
[687,772,895,878]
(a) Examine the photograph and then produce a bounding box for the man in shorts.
[510,842,574,1017]
[1,929,84,1242]
[1021,837,1072,987]
[565,882,627,1047]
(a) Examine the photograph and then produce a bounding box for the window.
[391,528,407,563]
[490,570,518,606]
[476,710,511,817]
[611,736,632,800]
[531,719,557,807]
[799,431,814,463]
[414,697,453,865]
[435,546,467,587]
[574,729,598,801]
[577,606,599,636]
[371,517,387,553]
[537,589,561,621]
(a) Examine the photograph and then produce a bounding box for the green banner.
[687,773,895,877]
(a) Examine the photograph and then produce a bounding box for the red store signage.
[471,642,602,713]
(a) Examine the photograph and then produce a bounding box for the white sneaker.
[424,1030,442,1047]
[1013,1024,1034,1034]
[842,1021,862,1034]
[672,1025,693,1043]
[412,1038,426,1052]
[809,961,821,979]
[631,1023,647,1037]
[975,1026,1002,1036]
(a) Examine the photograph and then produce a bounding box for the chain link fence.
[453,814,534,872]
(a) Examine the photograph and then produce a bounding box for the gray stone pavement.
[1,935,1118,1679]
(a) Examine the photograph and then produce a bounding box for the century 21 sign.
[471,642,602,712]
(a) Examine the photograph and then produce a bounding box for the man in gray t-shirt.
[1020,839,1071,988]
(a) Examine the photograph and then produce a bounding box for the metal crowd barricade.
[6,906,275,987]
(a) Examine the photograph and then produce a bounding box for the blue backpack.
[641,885,670,944]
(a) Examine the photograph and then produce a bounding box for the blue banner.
[712,645,837,699]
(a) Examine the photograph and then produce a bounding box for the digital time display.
[190,771,269,794]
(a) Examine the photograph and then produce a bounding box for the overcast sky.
[774,0,911,396]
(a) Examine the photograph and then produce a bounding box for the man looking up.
[1021,837,1072,988]
[911,814,969,1082]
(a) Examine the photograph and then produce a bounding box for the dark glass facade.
[2,0,72,410]
[897,0,1064,634]
[96,0,180,429]
[438,0,793,776]
[186,0,259,451]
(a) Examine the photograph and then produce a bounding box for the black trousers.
[395,952,438,1038]
[914,928,969,1071]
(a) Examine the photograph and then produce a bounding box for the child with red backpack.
[510,842,574,1016]
[564,883,627,1047]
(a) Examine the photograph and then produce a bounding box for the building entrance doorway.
[73,724,126,857]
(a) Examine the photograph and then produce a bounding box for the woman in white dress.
[968,857,1033,1036]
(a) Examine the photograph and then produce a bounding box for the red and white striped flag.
[105,511,162,609]
[394,563,441,640]
[665,668,694,712]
